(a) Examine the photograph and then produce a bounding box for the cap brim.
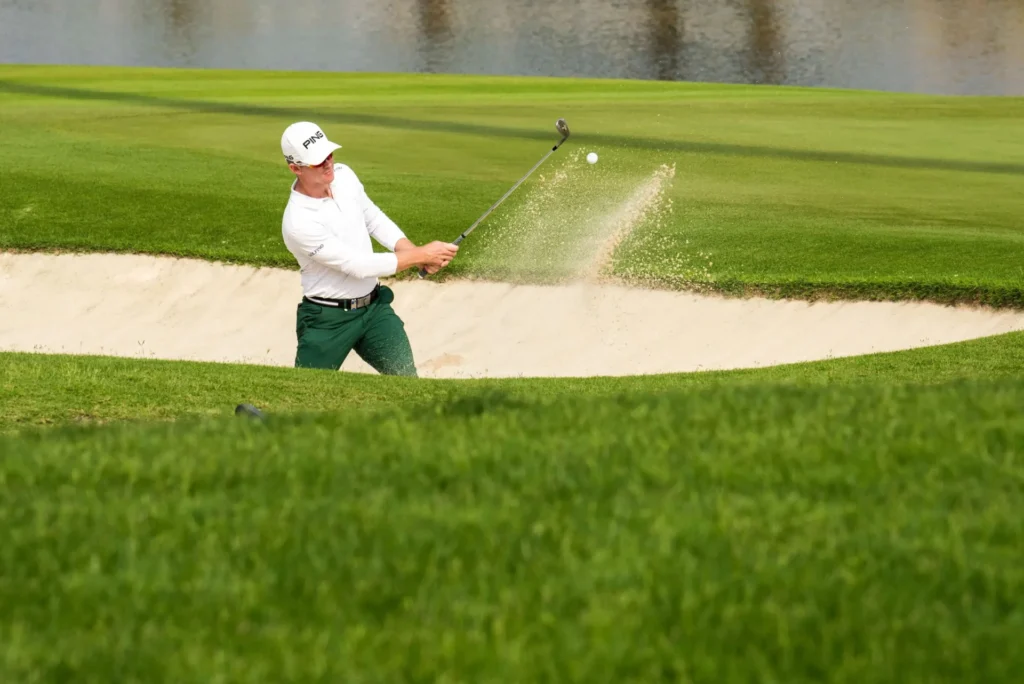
[305,141,341,165]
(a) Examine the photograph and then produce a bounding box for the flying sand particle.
[472,153,689,287]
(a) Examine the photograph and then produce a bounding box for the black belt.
[304,284,380,310]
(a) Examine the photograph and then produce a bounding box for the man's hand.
[419,241,459,272]
[395,240,458,273]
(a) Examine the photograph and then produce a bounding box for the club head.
[555,118,570,139]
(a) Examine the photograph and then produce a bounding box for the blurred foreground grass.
[1,379,1022,682]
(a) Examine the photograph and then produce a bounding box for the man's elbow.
[318,257,390,280]
[349,264,385,279]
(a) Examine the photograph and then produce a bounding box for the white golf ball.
[586,152,598,164]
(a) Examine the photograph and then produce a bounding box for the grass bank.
[2,378,1023,682]
[1,65,1022,306]
[3,330,1024,434]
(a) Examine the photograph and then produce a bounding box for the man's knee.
[357,299,418,377]
[378,355,418,377]
[294,304,356,370]
[359,333,417,376]
[294,340,346,370]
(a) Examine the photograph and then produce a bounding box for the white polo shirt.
[281,163,407,300]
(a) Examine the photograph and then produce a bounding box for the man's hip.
[293,285,417,376]
[302,282,381,311]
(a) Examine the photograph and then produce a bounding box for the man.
[279,121,458,375]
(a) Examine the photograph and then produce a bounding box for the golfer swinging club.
[280,121,458,375]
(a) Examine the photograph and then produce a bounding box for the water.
[1,0,1022,95]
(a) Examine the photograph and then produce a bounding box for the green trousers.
[294,285,417,376]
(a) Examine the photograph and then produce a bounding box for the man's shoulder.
[332,163,364,189]
[283,192,320,214]
[282,193,322,232]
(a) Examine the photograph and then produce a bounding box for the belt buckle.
[318,284,376,311]
[356,285,378,309]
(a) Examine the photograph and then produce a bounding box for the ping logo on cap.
[302,131,325,149]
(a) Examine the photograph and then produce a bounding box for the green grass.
[2,377,1023,683]
[3,331,1024,434]
[1,65,1023,305]
[3,64,1024,681]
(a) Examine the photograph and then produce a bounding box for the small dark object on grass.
[235,403,266,420]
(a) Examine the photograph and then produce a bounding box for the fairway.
[2,63,1023,683]
[2,65,1023,304]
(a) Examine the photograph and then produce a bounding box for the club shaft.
[457,139,565,243]
[418,133,569,278]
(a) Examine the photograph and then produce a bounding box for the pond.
[1,0,1022,94]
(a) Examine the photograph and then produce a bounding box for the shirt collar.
[290,179,334,206]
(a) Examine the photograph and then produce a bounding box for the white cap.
[281,121,342,165]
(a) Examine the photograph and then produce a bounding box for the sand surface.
[2,251,1024,378]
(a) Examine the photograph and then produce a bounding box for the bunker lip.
[3,251,1024,379]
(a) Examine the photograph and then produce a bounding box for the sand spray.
[468,148,712,289]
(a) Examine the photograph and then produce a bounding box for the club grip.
[417,235,465,279]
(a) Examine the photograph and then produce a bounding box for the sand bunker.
[3,251,1024,378]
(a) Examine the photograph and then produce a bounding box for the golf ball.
[586,152,598,164]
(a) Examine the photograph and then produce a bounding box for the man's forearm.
[395,246,425,272]
[392,238,456,273]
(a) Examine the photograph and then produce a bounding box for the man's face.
[291,153,335,184]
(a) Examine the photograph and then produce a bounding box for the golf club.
[418,118,571,278]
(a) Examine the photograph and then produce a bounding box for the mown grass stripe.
[2,79,1022,176]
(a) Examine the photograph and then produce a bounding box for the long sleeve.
[284,215,398,280]
[362,193,407,252]
[339,165,407,251]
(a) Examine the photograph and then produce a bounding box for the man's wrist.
[394,238,416,252]
[395,246,423,272]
